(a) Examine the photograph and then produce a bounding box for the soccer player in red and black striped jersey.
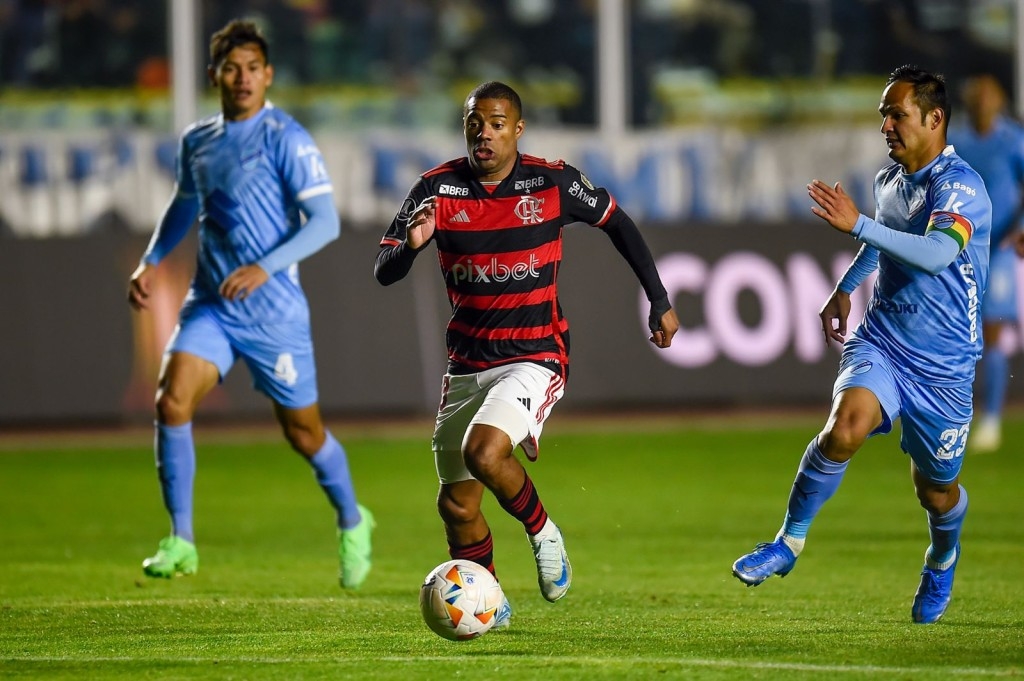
[375,81,679,621]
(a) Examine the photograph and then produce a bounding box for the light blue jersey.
[173,104,333,325]
[948,119,1023,324]
[852,147,992,386]
[948,117,1024,245]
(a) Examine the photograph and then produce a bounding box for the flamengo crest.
[514,196,544,224]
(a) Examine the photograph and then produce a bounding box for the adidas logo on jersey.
[449,209,470,223]
[517,397,532,410]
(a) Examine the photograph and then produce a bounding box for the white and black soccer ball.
[419,559,504,641]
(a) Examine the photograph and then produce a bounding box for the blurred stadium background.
[1,0,1021,426]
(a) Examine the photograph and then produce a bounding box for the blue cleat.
[912,544,959,624]
[492,595,513,630]
[732,539,798,587]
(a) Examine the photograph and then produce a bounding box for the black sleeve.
[558,162,615,226]
[374,240,426,286]
[600,207,672,330]
[373,179,433,286]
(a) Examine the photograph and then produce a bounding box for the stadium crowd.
[0,0,1016,126]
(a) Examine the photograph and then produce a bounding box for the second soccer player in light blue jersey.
[949,74,1024,453]
[731,65,991,624]
[128,19,373,588]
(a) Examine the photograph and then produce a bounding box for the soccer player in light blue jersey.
[732,66,992,624]
[948,74,1024,453]
[127,19,373,588]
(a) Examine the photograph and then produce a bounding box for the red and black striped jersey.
[378,153,618,374]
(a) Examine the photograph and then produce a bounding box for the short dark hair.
[210,19,269,68]
[464,81,523,118]
[887,64,950,129]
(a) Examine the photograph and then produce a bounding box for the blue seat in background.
[20,146,47,186]
[68,146,96,183]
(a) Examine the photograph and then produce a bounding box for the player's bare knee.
[915,483,955,515]
[281,423,323,457]
[463,443,505,482]
[463,429,513,481]
[820,418,869,460]
[155,389,192,426]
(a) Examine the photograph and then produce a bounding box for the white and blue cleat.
[492,595,513,630]
[531,524,572,602]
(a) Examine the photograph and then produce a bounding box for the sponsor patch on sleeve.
[397,197,416,224]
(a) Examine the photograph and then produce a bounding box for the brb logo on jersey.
[449,254,541,284]
[438,183,469,196]
[514,196,544,224]
[515,177,545,192]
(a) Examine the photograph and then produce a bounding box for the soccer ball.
[419,559,504,641]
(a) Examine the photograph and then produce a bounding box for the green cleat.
[339,505,375,589]
[142,536,198,578]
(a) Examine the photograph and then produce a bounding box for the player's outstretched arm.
[808,180,860,233]
[813,178,967,274]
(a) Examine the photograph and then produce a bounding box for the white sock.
[531,518,557,541]
[777,532,805,556]
[925,545,958,571]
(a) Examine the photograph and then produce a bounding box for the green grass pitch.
[1,412,1022,680]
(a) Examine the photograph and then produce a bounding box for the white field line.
[0,654,1020,677]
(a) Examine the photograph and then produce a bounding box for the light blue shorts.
[833,338,973,484]
[982,245,1019,322]
[166,305,318,408]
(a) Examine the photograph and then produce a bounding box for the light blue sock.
[927,486,968,568]
[981,346,1009,417]
[780,439,849,544]
[309,432,361,530]
[156,421,196,543]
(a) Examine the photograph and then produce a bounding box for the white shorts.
[431,362,565,484]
